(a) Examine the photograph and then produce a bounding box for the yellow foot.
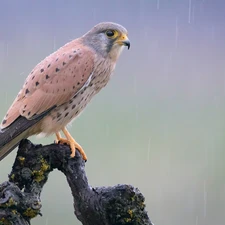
[55,130,87,161]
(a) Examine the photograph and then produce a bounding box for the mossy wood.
[0,140,153,225]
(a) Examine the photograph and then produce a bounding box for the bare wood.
[0,140,153,225]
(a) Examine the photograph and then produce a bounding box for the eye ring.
[105,30,115,38]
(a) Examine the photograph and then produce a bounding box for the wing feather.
[1,39,95,128]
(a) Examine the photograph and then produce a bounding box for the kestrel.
[0,22,130,162]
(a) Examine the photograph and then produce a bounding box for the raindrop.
[195,216,198,225]
[203,180,207,217]
[45,217,48,225]
[53,36,56,51]
[175,16,179,48]
[147,137,151,163]
[157,0,160,10]
[5,41,9,57]
[188,0,192,24]
[192,2,195,23]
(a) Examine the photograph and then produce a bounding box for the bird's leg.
[55,132,70,144]
[55,132,62,143]
[55,127,87,161]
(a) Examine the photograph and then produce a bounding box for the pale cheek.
[117,46,125,56]
[110,45,125,61]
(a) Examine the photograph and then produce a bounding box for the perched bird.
[0,22,130,162]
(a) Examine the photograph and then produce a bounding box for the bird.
[0,22,130,162]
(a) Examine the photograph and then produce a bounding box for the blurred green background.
[1,0,225,224]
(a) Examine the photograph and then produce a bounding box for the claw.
[55,129,87,161]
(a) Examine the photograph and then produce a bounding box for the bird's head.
[82,22,130,60]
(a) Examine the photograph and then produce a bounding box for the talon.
[55,129,88,161]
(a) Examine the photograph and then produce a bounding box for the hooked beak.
[116,34,130,50]
[122,40,130,49]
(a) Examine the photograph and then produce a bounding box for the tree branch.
[0,139,153,225]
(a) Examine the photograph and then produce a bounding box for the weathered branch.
[0,139,153,225]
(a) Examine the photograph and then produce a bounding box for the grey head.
[82,22,130,59]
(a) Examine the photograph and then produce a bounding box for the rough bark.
[0,139,153,225]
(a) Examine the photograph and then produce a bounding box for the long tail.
[0,107,55,161]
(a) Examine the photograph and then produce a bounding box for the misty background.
[0,0,225,224]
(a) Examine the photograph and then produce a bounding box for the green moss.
[32,158,50,182]
[40,158,50,171]
[130,193,145,210]
[11,210,18,215]
[23,207,38,218]
[1,197,17,208]
[7,198,16,207]
[10,173,15,181]
[0,218,11,225]
[122,209,134,223]
[127,209,134,218]
[17,156,25,165]
[124,218,132,223]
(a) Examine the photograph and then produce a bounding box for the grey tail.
[0,106,55,161]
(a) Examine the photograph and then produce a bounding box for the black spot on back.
[36,81,39,86]
[63,62,66,66]
[46,74,50,79]
[57,112,61,118]
[40,69,44,73]
[25,89,29,94]
[65,112,69,117]
[48,64,51,68]
[56,68,60,72]
[2,119,7,125]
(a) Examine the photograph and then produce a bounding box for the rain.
[0,0,225,224]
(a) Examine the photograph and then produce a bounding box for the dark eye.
[105,30,115,37]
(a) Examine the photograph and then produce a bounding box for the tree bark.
[0,139,153,225]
